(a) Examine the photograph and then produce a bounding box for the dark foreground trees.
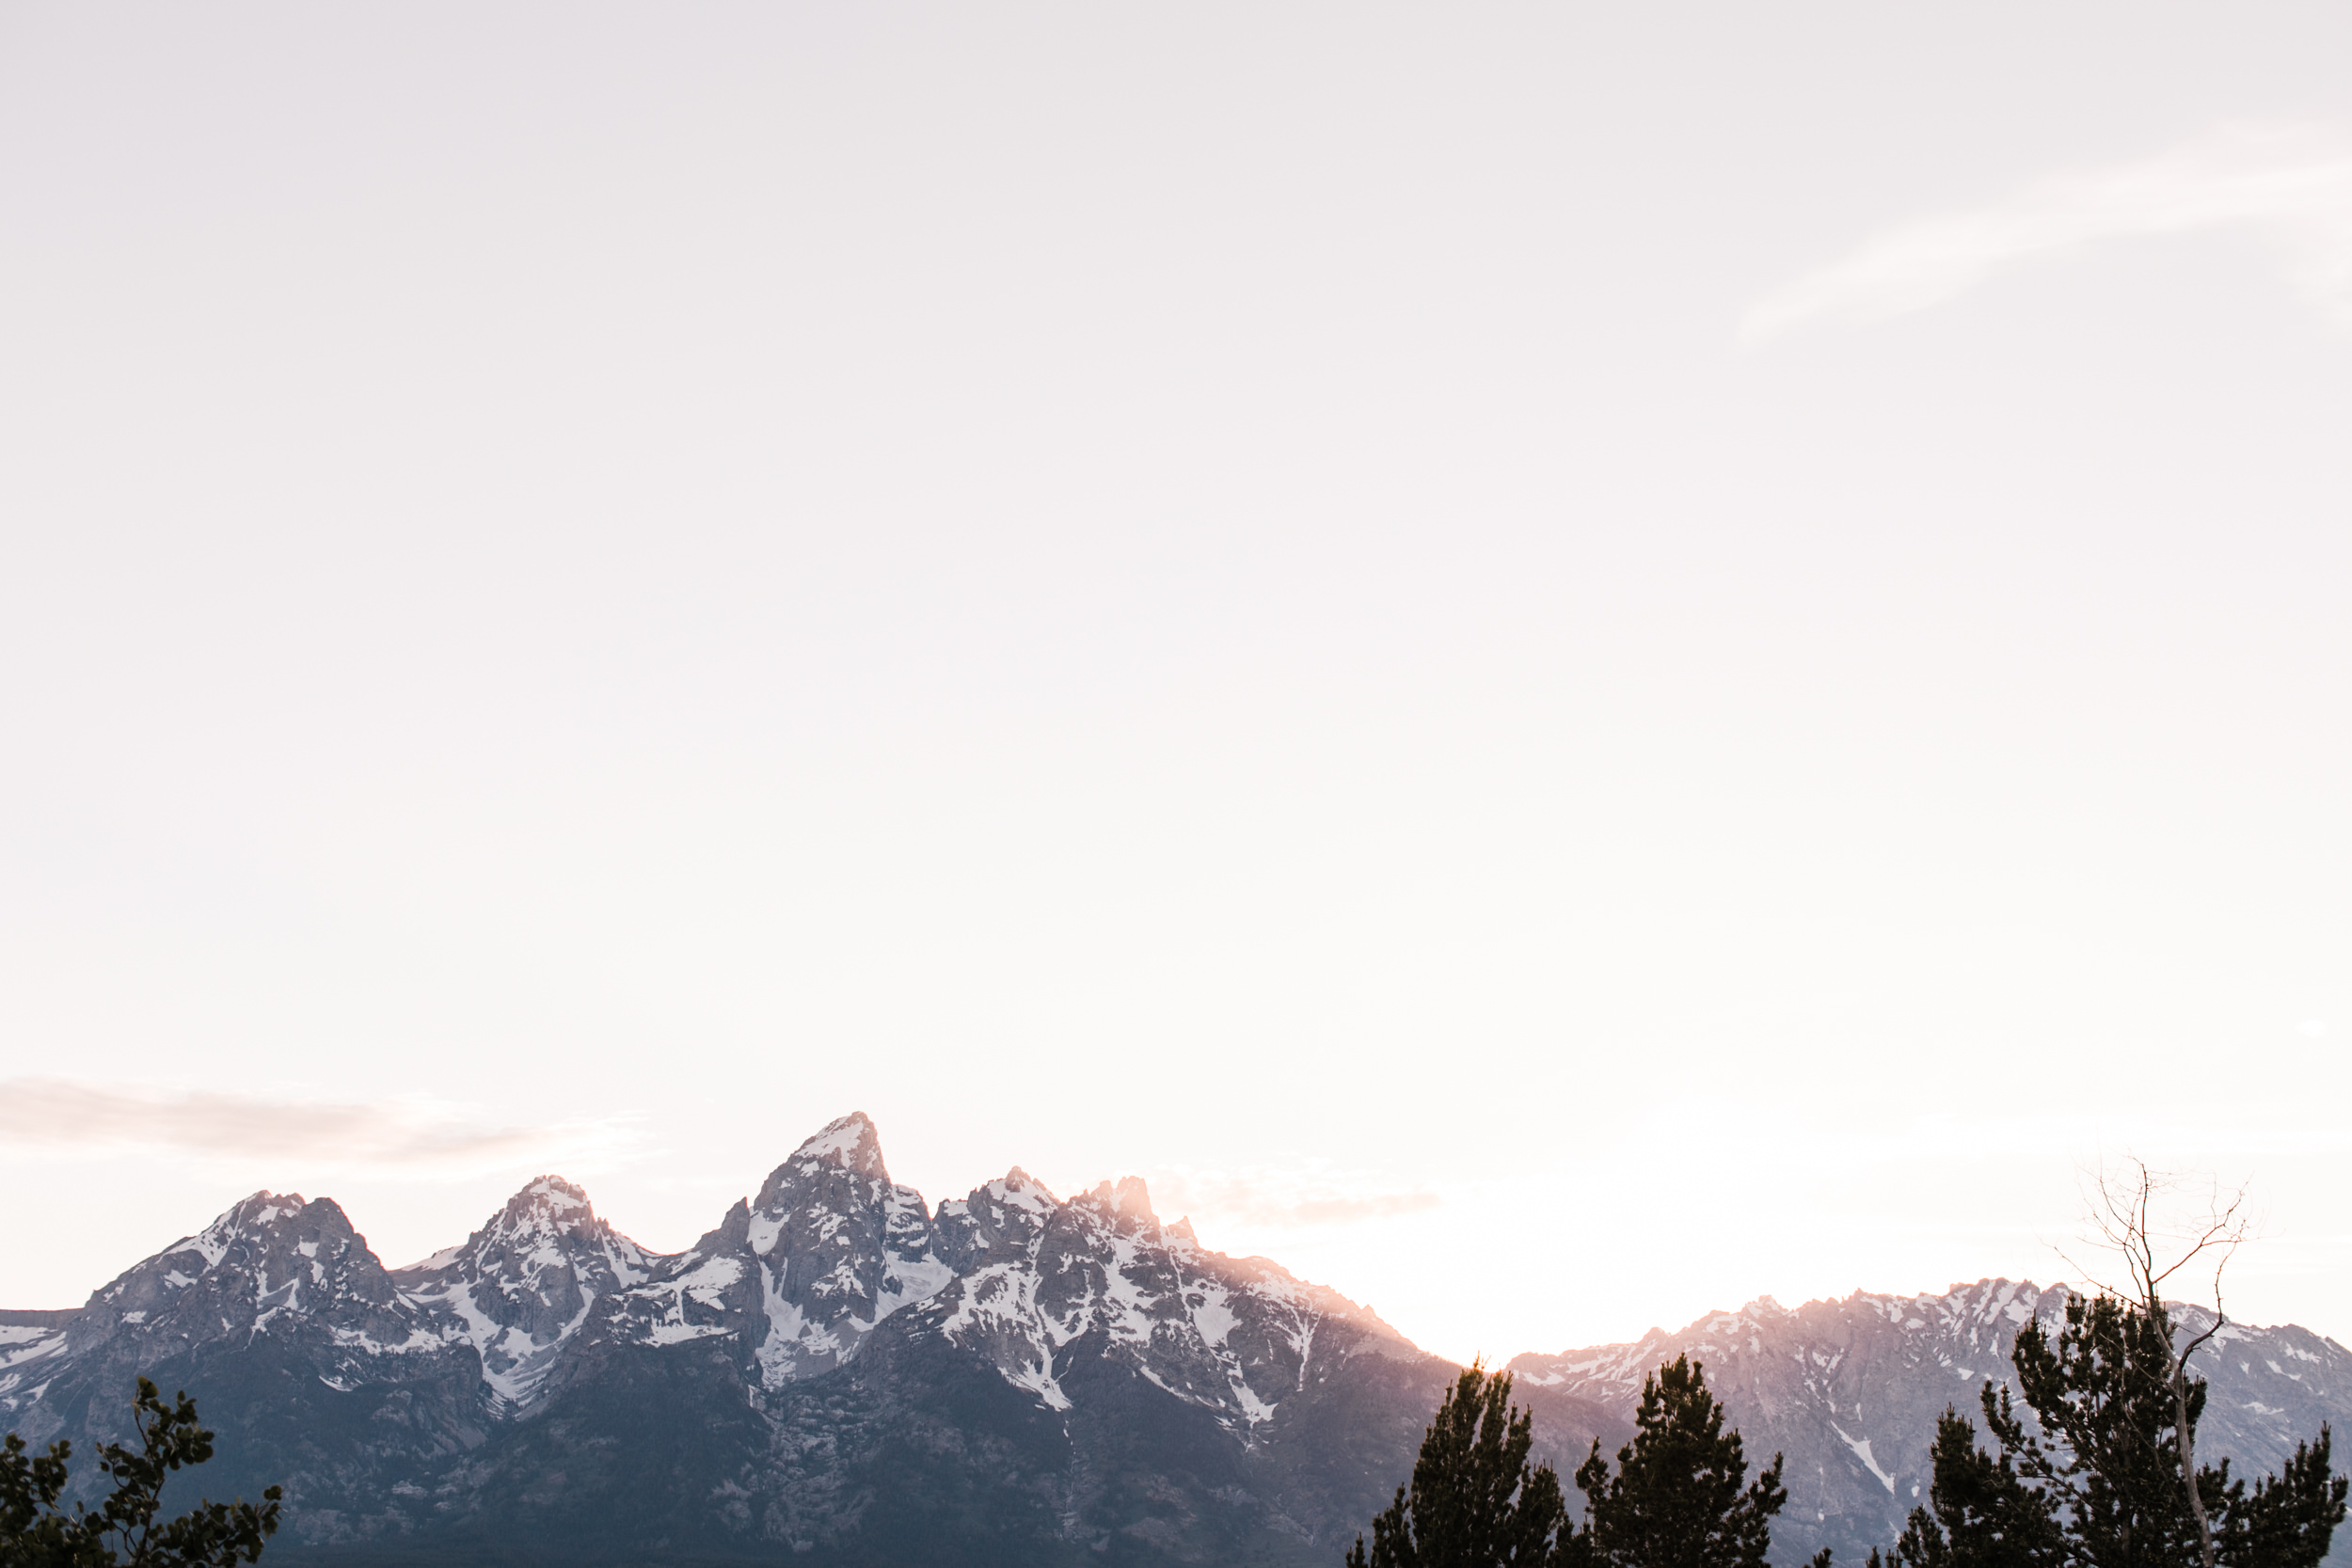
[1346,1356,1809,1567]
[1,1378,280,1568]
[1874,1291,2346,1568]
[1346,1362,1570,1568]
[1876,1160,2348,1568]
[1562,1354,1817,1568]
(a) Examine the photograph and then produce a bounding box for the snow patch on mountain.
[0,1325,69,1383]
[788,1112,887,1177]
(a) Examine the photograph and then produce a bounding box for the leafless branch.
[2056,1153,2249,1324]
[2051,1153,2255,1568]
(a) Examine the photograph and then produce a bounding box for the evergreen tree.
[1,1378,281,1568]
[1559,1354,1813,1568]
[1346,1362,1570,1568]
[1867,1394,2063,1568]
[1875,1292,2346,1568]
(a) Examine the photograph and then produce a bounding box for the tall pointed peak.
[229,1190,307,1227]
[787,1113,887,1180]
[681,1196,752,1262]
[1112,1175,1153,1222]
[1001,1166,1057,1202]
[146,1193,372,1285]
[964,1166,1057,1214]
[503,1176,593,1221]
[216,1191,346,1243]
[165,1191,310,1270]
[1085,1176,1156,1227]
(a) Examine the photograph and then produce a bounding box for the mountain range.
[4,1114,2345,1566]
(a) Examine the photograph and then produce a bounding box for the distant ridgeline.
[3,1115,2346,1567]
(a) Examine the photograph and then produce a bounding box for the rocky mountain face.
[393,1176,659,1412]
[0,1114,1616,1567]
[0,1190,494,1540]
[6,1123,2345,1567]
[1511,1279,2352,1567]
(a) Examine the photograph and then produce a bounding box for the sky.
[3,3,2350,1366]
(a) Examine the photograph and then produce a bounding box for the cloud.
[1147,1164,1442,1231]
[1743,123,2352,341]
[0,1078,639,1179]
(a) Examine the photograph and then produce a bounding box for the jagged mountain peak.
[1076,1175,1158,1236]
[934,1171,1059,1272]
[784,1112,887,1180]
[747,1115,899,1222]
[996,1164,1054,1201]
[182,1190,321,1258]
[480,1175,608,1250]
[150,1191,367,1280]
[598,1117,957,1389]
[228,1188,309,1222]
[506,1174,591,1214]
[41,1189,415,1381]
[392,1176,661,1412]
[392,1174,633,1278]
[973,1167,1058,1213]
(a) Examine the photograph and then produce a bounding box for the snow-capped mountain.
[914,1168,1392,1427]
[1511,1279,2352,1568]
[0,1114,1610,1566]
[0,1191,480,1443]
[572,1114,958,1385]
[6,1119,2344,1568]
[391,1176,658,1411]
[72,1191,424,1366]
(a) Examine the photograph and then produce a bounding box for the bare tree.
[2056,1155,2250,1568]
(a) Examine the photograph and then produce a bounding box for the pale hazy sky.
[4,4,2350,1365]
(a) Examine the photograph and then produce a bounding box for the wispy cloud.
[0,1078,638,1179]
[1147,1164,1442,1231]
[1744,123,2352,342]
